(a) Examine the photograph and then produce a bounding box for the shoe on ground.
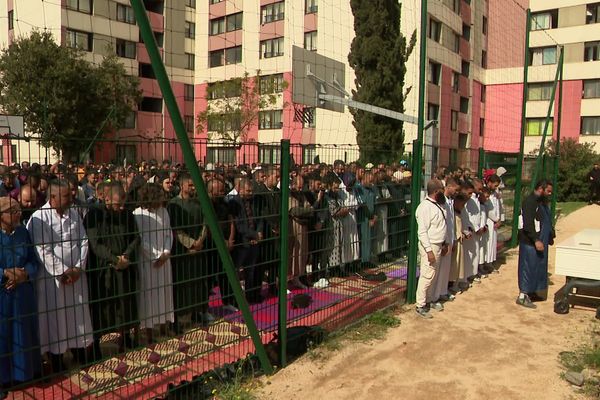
[415,307,433,319]
[440,294,455,302]
[473,277,482,283]
[429,301,444,311]
[516,295,537,309]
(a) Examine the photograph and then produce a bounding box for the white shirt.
[464,194,483,232]
[416,197,447,252]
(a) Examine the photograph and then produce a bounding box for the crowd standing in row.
[1,158,419,396]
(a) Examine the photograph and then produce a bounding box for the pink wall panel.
[140,77,162,98]
[259,20,285,41]
[483,83,523,153]
[487,0,527,69]
[304,13,318,32]
[209,31,243,51]
[148,11,164,33]
[554,80,582,140]
[209,1,227,18]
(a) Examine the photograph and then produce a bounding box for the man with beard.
[516,180,555,308]
[85,182,140,357]
[463,178,485,283]
[415,179,448,319]
[206,178,238,312]
[168,173,214,329]
[17,184,38,225]
[260,166,281,295]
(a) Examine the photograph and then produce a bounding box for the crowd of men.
[0,157,420,395]
[414,171,506,319]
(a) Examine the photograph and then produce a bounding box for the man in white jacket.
[415,179,448,319]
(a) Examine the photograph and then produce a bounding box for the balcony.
[460,37,470,60]
[461,1,471,25]
[148,11,164,33]
[140,77,162,98]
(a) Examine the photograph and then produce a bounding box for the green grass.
[559,322,600,396]
[307,307,401,361]
[557,202,587,218]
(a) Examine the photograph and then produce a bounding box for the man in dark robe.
[516,179,555,308]
[85,182,140,357]
[257,166,281,295]
[588,162,600,205]
[168,173,213,329]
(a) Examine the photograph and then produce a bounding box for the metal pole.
[530,49,563,191]
[551,47,564,219]
[511,8,532,248]
[407,0,428,304]
[278,139,291,367]
[478,147,485,179]
[129,0,273,374]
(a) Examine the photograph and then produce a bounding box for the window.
[303,145,317,164]
[206,114,241,132]
[209,50,224,67]
[429,19,441,42]
[184,84,194,101]
[116,39,136,59]
[459,133,468,149]
[261,37,284,59]
[529,46,557,65]
[428,61,441,85]
[226,12,243,32]
[462,24,470,41]
[532,10,558,30]
[452,71,459,93]
[585,41,600,62]
[8,10,14,30]
[207,81,241,99]
[451,110,458,131]
[482,16,488,35]
[527,82,553,101]
[461,60,470,77]
[154,31,164,47]
[584,79,600,99]
[116,4,135,24]
[225,46,242,64]
[139,97,163,113]
[259,145,281,164]
[582,117,600,135]
[452,0,460,14]
[139,63,156,79]
[305,0,318,14]
[123,111,136,129]
[427,103,439,121]
[262,1,285,24]
[259,73,285,94]
[302,107,316,128]
[481,85,486,103]
[480,118,485,137]
[452,32,460,53]
[209,0,224,4]
[185,0,196,8]
[210,17,225,35]
[588,3,600,24]
[526,118,553,136]
[185,21,195,38]
[66,29,93,51]
[259,110,283,129]
[481,50,487,68]
[66,0,92,14]
[184,116,195,134]
[207,147,236,164]
[460,97,469,114]
[185,52,195,70]
[304,31,317,51]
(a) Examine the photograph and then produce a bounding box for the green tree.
[196,73,284,146]
[540,138,600,201]
[0,31,141,161]
[348,0,416,164]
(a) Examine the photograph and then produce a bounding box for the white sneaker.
[313,278,330,289]
[429,301,444,311]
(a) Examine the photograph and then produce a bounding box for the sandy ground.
[257,205,600,400]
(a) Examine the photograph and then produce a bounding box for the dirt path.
[258,205,600,400]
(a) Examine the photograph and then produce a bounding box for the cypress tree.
[348,0,416,164]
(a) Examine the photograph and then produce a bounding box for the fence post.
[478,147,485,179]
[552,46,564,219]
[129,0,274,374]
[278,139,291,367]
[511,8,532,248]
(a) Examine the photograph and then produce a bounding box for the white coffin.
[555,229,600,280]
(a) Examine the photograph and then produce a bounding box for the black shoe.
[516,295,537,309]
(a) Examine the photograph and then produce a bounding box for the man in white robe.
[27,179,93,372]
[485,175,502,270]
[462,179,485,281]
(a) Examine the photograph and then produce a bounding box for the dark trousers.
[235,244,261,303]
[591,182,600,202]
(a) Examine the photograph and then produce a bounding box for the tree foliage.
[196,73,284,146]
[541,138,600,202]
[0,31,141,161]
[348,0,416,164]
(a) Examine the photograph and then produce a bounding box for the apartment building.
[401,0,488,171]
[485,0,600,154]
